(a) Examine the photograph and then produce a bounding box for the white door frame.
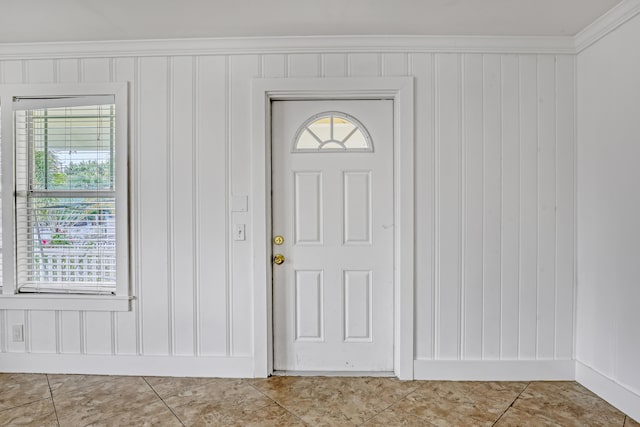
[251,77,414,380]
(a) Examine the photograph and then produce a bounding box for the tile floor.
[0,373,638,426]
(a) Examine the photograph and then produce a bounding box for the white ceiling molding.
[1,0,638,61]
[0,35,576,61]
[575,0,640,52]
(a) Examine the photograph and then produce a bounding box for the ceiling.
[0,0,623,43]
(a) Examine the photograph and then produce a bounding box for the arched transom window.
[293,112,373,152]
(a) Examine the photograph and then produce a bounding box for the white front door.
[271,99,394,372]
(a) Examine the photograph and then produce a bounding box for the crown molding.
[4,1,640,61]
[0,35,576,60]
[575,0,640,53]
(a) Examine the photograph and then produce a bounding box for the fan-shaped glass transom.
[293,112,373,152]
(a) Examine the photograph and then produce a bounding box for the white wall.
[576,12,640,419]
[0,49,575,377]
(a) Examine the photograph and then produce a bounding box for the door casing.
[251,77,414,379]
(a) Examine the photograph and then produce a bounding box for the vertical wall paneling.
[196,55,228,356]
[81,58,111,82]
[28,310,56,354]
[59,313,80,354]
[1,61,26,354]
[435,54,461,360]
[262,55,286,79]
[0,47,575,372]
[139,57,170,355]
[1,61,24,84]
[171,56,196,356]
[0,312,4,354]
[518,55,539,359]
[500,55,521,359]
[1,62,7,354]
[57,59,79,83]
[482,55,502,359]
[191,56,200,356]
[167,58,175,356]
[412,53,435,360]
[287,54,321,78]
[348,53,381,77]
[134,57,144,355]
[382,54,408,77]
[230,55,260,356]
[554,55,575,360]
[576,15,640,410]
[322,54,348,77]
[432,54,440,360]
[80,58,115,355]
[114,57,139,356]
[462,54,484,360]
[26,60,55,83]
[536,55,557,359]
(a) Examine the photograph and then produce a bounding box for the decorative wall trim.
[0,35,575,61]
[575,361,640,422]
[0,3,637,60]
[0,353,254,377]
[413,360,576,381]
[575,0,640,52]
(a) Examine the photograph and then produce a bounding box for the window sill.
[0,293,133,311]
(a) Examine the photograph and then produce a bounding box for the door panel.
[272,99,393,372]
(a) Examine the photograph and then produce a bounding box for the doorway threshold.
[272,370,395,377]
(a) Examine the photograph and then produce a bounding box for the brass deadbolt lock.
[273,235,284,245]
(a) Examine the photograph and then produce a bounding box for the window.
[0,83,129,311]
[293,111,373,152]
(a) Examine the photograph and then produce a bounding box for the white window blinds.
[13,96,117,294]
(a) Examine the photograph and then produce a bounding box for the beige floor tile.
[0,397,58,427]
[163,379,272,426]
[334,377,422,404]
[362,404,435,426]
[0,373,51,411]
[2,373,633,426]
[222,402,305,427]
[53,376,161,426]
[512,382,625,426]
[395,381,527,427]
[295,392,389,425]
[48,373,127,396]
[495,406,564,427]
[85,399,182,427]
[626,416,640,427]
[143,376,219,399]
[253,376,404,425]
[252,376,343,402]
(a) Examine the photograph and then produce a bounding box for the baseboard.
[413,360,575,381]
[0,353,254,378]
[575,361,640,422]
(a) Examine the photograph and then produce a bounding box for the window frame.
[292,111,374,153]
[0,83,131,311]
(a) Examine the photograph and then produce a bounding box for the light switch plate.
[12,324,24,342]
[234,224,246,241]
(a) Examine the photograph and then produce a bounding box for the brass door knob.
[273,254,285,265]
